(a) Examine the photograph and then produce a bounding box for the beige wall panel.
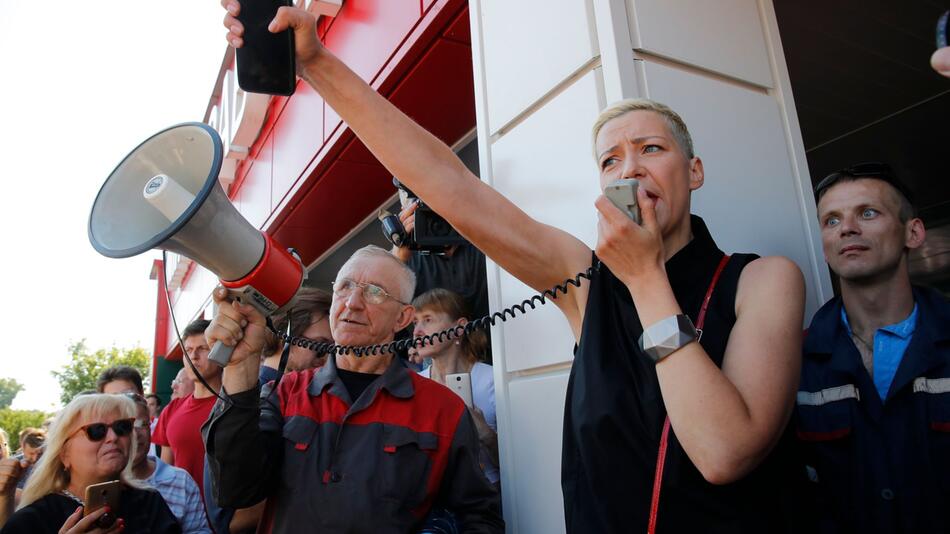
[505,372,570,534]
[628,0,773,88]
[171,264,216,325]
[479,0,598,134]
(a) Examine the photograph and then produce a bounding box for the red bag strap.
[647,253,730,534]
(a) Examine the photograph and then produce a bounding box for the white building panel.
[489,69,604,372]
[505,372,571,534]
[170,264,216,326]
[479,0,598,134]
[627,0,774,88]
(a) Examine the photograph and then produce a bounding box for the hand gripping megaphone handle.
[209,341,236,367]
[206,285,286,367]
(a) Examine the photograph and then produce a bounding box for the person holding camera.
[221,3,806,531]
[387,186,490,332]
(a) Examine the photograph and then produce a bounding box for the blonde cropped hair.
[18,393,143,509]
[591,98,695,161]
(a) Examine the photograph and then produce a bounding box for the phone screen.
[236,0,296,96]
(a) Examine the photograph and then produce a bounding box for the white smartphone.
[604,179,641,224]
[445,373,474,409]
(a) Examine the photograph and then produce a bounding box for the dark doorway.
[775,0,950,293]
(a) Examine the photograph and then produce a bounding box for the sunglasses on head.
[814,161,914,204]
[72,419,135,442]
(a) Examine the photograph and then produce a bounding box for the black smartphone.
[236,0,296,96]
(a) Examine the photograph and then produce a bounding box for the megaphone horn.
[89,122,304,366]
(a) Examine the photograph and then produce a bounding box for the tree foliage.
[0,408,49,452]
[51,340,151,405]
[0,378,24,409]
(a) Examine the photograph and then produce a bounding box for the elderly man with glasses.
[796,162,950,533]
[202,245,503,533]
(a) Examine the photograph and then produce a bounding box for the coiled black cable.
[271,263,600,356]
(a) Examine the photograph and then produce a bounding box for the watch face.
[639,314,699,362]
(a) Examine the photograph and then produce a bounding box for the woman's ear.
[688,156,705,192]
[456,318,469,328]
[60,445,71,471]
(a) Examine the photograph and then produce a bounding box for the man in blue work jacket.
[797,162,950,533]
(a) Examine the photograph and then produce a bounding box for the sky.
[0,1,226,411]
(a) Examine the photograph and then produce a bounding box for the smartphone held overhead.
[237,0,297,96]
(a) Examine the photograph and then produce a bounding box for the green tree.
[51,340,151,405]
[0,408,49,451]
[0,378,24,409]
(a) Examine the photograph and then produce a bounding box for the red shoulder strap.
[648,254,730,534]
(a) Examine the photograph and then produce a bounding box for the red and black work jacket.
[202,355,503,534]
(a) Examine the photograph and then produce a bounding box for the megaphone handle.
[209,340,236,367]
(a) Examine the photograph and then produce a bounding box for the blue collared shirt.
[841,304,919,400]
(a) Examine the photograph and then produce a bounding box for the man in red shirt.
[152,319,219,492]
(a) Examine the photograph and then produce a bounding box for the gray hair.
[339,245,416,304]
[591,98,695,161]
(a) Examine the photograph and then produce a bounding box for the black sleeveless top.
[561,215,804,533]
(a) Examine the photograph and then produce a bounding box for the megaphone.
[89,123,304,366]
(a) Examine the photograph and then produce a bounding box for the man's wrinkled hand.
[206,287,268,369]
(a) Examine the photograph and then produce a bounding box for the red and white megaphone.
[88,123,304,366]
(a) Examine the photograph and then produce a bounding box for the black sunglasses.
[71,419,135,442]
[814,161,914,204]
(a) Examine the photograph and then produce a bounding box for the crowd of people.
[0,3,946,532]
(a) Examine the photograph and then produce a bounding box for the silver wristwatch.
[638,314,700,362]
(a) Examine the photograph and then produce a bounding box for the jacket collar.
[805,286,950,400]
[308,353,415,406]
[887,286,950,399]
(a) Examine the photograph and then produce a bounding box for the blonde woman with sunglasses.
[0,394,180,533]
